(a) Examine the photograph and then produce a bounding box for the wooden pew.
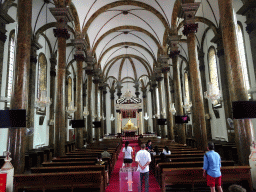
[31,165,107,189]
[161,166,253,192]
[14,171,104,192]
[157,160,235,184]
[42,161,96,167]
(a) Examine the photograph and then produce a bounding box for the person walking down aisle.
[203,142,223,192]
[122,141,133,167]
[135,144,151,192]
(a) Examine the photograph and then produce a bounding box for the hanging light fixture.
[182,97,192,112]
[35,90,52,110]
[204,82,222,104]
[161,108,166,118]
[83,107,89,117]
[144,112,149,120]
[110,114,115,121]
[170,103,176,115]
[66,101,77,114]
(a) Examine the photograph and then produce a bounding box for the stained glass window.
[208,47,220,106]
[7,32,15,101]
[237,24,250,98]
[37,53,47,99]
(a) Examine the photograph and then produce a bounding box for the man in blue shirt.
[203,142,223,192]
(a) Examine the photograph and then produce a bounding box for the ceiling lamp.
[110,114,115,121]
[170,103,176,115]
[144,112,149,120]
[83,107,89,117]
[204,82,222,104]
[35,90,52,110]
[66,101,77,114]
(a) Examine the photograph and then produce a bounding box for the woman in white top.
[122,141,133,167]
[162,146,171,155]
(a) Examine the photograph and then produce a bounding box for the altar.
[122,119,138,136]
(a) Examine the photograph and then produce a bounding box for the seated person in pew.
[152,146,161,155]
[203,142,223,192]
[162,146,171,155]
[101,147,111,158]
[96,154,105,166]
[146,140,153,152]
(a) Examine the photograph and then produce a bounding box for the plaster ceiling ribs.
[118,58,126,81]
[128,57,138,80]
[92,26,162,55]
[81,1,170,38]
[98,42,156,66]
[104,55,152,78]
[39,33,53,56]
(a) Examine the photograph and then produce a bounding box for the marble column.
[74,58,84,148]
[211,35,234,142]
[7,0,32,174]
[163,72,174,140]
[86,75,93,143]
[218,0,253,165]
[94,82,100,141]
[150,84,157,134]
[83,81,87,141]
[103,89,107,135]
[140,111,143,134]
[26,40,42,151]
[49,54,57,148]
[50,7,73,157]
[110,88,116,134]
[198,49,212,141]
[0,6,14,96]
[157,80,166,138]
[100,90,104,138]
[73,38,87,148]
[172,56,186,144]
[182,2,208,150]
[142,88,148,133]
[237,2,256,81]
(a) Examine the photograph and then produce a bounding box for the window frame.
[5,30,16,109]
[237,21,251,99]
[36,53,48,115]
[207,46,222,108]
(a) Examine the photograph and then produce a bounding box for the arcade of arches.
[0,0,256,184]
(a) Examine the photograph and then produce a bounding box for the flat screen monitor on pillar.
[175,115,189,124]
[71,120,85,128]
[232,101,256,119]
[0,109,26,128]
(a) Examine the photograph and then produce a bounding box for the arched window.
[37,53,47,99]
[208,47,220,106]
[237,23,250,98]
[6,31,16,106]
[67,77,72,105]
[184,72,191,113]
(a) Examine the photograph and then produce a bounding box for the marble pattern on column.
[94,83,99,141]
[218,0,253,165]
[142,88,148,133]
[164,72,174,140]
[87,75,93,143]
[54,36,67,157]
[157,81,166,138]
[75,59,83,148]
[110,89,115,134]
[7,0,32,174]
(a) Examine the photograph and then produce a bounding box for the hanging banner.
[0,173,7,192]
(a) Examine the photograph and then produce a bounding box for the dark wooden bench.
[42,161,96,167]
[157,160,235,184]
[161,166,253,192]
[51,157,97,162]
[31,165,107,189]
[14,171,104,192]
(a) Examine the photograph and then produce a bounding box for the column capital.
[141,88,147,98]
[181,2,200,36]
[30,39,43,64]
[0,6,15,37]
[158,55,171,73]
[72,38,88,61]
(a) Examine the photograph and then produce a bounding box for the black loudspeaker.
[71,120,85,128]
[0,109,26,128]
[175,116,189,124]
[157,119,167,125]
[93,121,101,128]
[39,116,45,125]
[213,109,220,119]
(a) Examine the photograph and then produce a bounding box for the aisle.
[106,142,161,192]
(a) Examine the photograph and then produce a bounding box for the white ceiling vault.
[27,0,223,88]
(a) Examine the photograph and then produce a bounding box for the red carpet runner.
[106,141,161,192]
